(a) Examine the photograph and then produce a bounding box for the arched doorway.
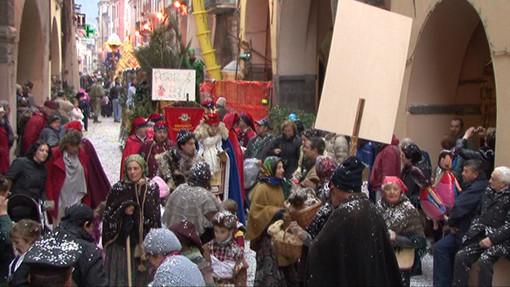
[17,1,44,104]
[405,0,495,165]
[50,17,61,85]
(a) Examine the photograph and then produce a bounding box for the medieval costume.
[306,156,402,286]
[246,157,291,287]
[157,129,203,190]
[236,113,256,148]
[378,176,426,287]
[223,113,246,201]
[120,116,148,180]
[103,155,161,287]
[138,121,176,178]
[162,161,222,243]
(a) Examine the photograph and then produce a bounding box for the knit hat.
[151,255,205,287]
[212,211,237,229]
[130,116,147,136]
[65,121,83,132]
[176,129,195,147]
[152,176,170,199]
[331,156,365,193]
[143,228,182,256]
[382,176,408,193]
[240,113,256,131]
[216,97,226,107]
[60,204,94,226]
[44,100,59,110]
[154,121,169,131]
[147,113,163,123]
[188,161,211,189]
[169,220,203,252]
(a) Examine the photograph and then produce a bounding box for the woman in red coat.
[45,129,90,223]
[120,116,148,179]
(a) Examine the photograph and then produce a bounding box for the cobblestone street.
[85,117,432,286]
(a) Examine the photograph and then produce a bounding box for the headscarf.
[382,176,408,193]
[259,156,283,185]
[315,155,337,183]
[122,154,148,182]
[188,161,211,189]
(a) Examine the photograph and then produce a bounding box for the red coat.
[369,135,401,191]
[45,147,90,219]
[23,111,47,154]
[120,135,146,180]
[0,126,9,173]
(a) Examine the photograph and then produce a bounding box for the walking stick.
[127,236,133,287]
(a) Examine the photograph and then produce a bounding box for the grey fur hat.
[151,255,205,287]
[143,228,182,255]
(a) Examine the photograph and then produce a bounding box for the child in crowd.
[8,219,42,285]
[169,220,216,287]
[77,92,90,131]
[222,199,245,248]
[204,211,248,286]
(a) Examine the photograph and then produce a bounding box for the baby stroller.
[7,194,50,232]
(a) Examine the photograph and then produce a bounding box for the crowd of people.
[0,75,509,287]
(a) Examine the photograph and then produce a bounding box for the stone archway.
[50,17,61,84]
[405,0,494,164]
[17,0,44,104]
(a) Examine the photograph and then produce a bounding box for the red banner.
[165,107,205,142]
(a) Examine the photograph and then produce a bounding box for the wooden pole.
[127,236,132,287]
[349,98,365,156]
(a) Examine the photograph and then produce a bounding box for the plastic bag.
[244,158,260,190]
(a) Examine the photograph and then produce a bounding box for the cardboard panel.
[315,0,412,144]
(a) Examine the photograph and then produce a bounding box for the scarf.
[259,156,291,199]
[58,151,87,219]
[122,154,149,182]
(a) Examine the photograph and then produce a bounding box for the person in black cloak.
[305,156,402,286]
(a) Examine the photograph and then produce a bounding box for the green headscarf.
[259,156,291,199]
[123,154,149,182]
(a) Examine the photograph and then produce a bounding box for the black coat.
[54,223,108,287]
[462,186,510,247]
[5,157,48,202]
[447,174,488,245]
[270,135,301,179]
[305,193,402,286]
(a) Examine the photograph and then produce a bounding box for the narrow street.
[85,117,432,286]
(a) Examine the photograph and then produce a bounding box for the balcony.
[204,0,237,14]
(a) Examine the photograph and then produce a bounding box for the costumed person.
[157,129,203,190]
[222,199,245,248]
[378,176,426,287]
[169,220,216,286]
[22,100,59,155]
[452,166,510,286]
[270,120,302,179]
[245,156,290,286]
[138,121,176,179]
[64,121,111,210]
[146,113,164,141]
[151,254,206,287]
[162,161,222,244]
[236,113,256,148]
[45,129,91,224]
[120,116,148,179]
[311,155,337,208]
[5,140,51,203]
[203,211,248,286]
[296,137,325,190]
[143,228,182,269]
[223,113,246,207]
[370,135,401,202]
[185,48,205,103]
[305,156,402,286]
[103,154,161,287]
[434,149,462,210]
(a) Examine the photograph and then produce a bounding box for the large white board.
[315,0,412,144]
[152,69,196,101]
